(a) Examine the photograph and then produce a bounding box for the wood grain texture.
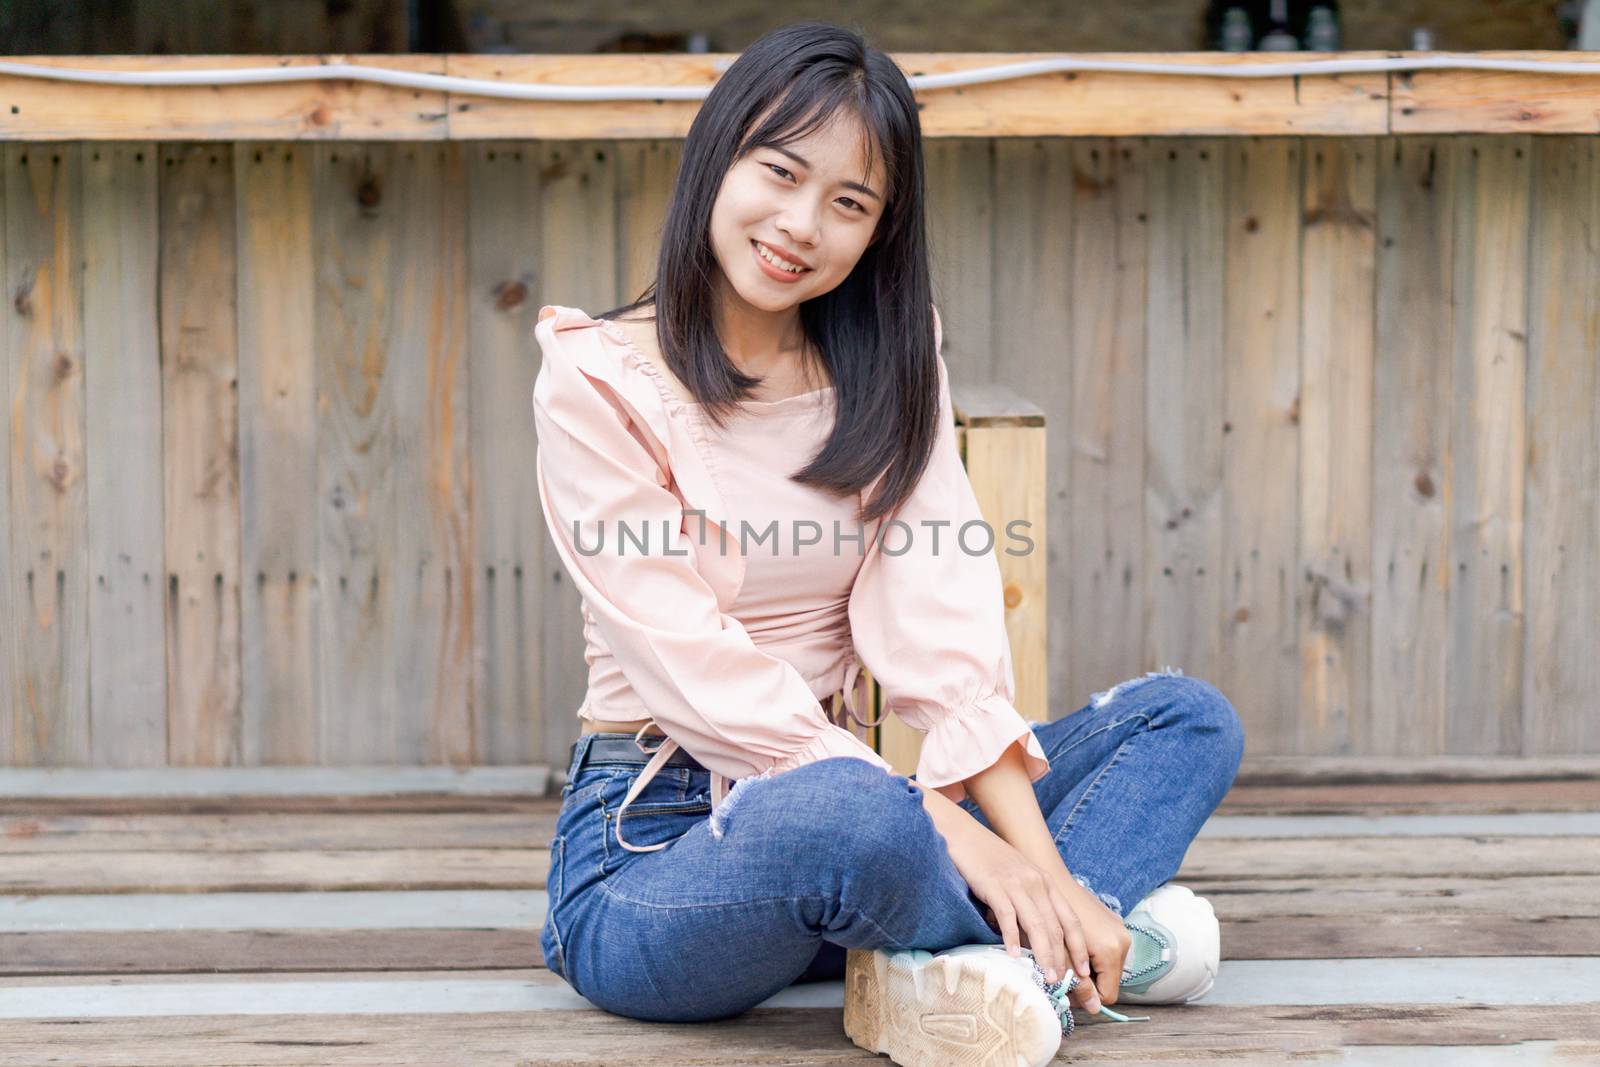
[313,144,472,764]
[990,138,1069,720]
[1297,138,1376,756]
[535,140,620,766]
[466,143,546,766]
[1220,138,1302,753]
[5,143,91,765]
[1372,137,1454,757]
[236,143,320,765]
[160,144,242,766]
[82,143,166,767]
[1447,136,1529,755]
[1524,137,1600,754]
[1144,140,1226,682]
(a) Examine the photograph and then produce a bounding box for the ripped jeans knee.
[1088,666,1186,711]
[1070,870,1125,917]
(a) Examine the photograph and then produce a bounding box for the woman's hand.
[1046,871,1132,1008]
[941,818,1092,996]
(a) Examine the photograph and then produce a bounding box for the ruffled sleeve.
[532,305,894,783]
[847,304,1050,804]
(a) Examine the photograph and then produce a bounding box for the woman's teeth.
[754,241,807,273]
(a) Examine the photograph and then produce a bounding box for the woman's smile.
[752,239,813,282]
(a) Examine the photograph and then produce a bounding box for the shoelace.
[1025,938,1157,1036]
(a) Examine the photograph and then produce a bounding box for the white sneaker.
[843,942,1078,1067]
[1115,883,1220,1005]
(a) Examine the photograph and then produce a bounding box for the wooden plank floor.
[2,762,1598,1065]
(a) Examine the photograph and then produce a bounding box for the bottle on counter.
[1219,6,1254,52]
[1258,0,1301,50]
[1582,0,1600,49]
[1306,5,1341,51]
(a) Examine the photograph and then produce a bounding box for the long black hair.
[597,20,939,526]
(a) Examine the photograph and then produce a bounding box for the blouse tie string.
[611,722,682,854]
[837,655,887,729]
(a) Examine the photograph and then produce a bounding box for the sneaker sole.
[843,947,1061,1067]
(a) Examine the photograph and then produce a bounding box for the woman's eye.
[763,162,864,212]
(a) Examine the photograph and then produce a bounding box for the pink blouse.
[532,303,1050,852]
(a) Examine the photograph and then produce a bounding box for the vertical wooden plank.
[1298,138,1377,756]
[404,144,472,764]
[615,140,679,306]
[0,142,9,764]
[466,142,544,765]
[1372,137,1455,757]
[964,423,1049,722]
[1144,140,1226,682]
[991,138,1072,716]
[3,144,89,765]
[1524,137,1600,754]
[923,139,996,386]
[314,143,390,764]
[1220,138,1302,754]
[236,143,318,765]
[1448,136,1529,755]
[160,144,241,766]
[314,144,473,765]
[535,140,618,766]
[1067,140,1148,710]
[83,143,165,766]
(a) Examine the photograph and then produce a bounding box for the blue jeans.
[540,672,1245,1023]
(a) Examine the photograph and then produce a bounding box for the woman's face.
[707,111,886,315]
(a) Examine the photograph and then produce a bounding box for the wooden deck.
[2,762,1598,1065]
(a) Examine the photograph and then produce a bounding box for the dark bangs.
[599,20,941,526]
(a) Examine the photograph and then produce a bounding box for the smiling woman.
[594,21,944,527]
[533,19,1242,1066]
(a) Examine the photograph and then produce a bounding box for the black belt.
[572,734,708,774]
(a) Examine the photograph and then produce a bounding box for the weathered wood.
[10,831,1598,894]
[237,142,320,764]
[0,997,1595,1064]
[1447,135,1529,755]
[0,928,538,977]
[4,143,90,765]
[1371,137,1454,756]
[1524,137,1600,754]
[1065,140,1148,707]
[0,52,1400,141]
[466,142,546,765]
[0,848,550,894]
[1392,51,1600,135]
[1219,137,1302,753]
[535,140,620,767]
[0,55,450,142]
[963,422,1048,721]
[82,143,166,767]
[1179,835,1600,879]
[1144,140,1226,681]
[1296,138,1376,756]
[7,914,1595,977]
[1220,779,1600,814]
[0,812,553,853]
[313,144,473,764]
[160,143,243,766]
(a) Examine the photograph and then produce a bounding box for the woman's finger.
[990,898,1022,960]
[1049,885,1092,985]
[1014,890,1064,985]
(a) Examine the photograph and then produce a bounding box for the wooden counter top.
[1,51,1598,140]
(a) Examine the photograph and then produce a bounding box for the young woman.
[532,20,1245,1066]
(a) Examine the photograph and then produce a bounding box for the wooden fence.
[2,134,1596,767]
